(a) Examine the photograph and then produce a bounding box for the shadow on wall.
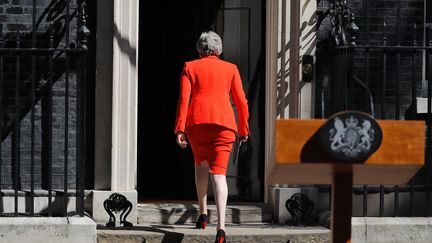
[113,23,137,68]
[276,0,317,118]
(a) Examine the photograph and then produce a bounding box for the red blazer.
[174,55,250,136]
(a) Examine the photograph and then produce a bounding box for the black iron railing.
[0,0,89,217]
[317,0,432,217]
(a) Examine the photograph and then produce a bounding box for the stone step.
[137,202,273,225]
[97,223,330,243]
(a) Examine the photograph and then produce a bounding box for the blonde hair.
[196,31,223,57]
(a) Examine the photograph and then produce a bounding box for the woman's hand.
[239,136,248,143]
[176,132,188,148]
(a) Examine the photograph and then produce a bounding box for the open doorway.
[137,0,265,202]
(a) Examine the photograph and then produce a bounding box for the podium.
[268,112,425,243]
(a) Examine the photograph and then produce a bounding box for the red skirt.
[187,124,236,175]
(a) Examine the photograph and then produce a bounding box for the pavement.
[97,223,331,243]
[97,201,330,242]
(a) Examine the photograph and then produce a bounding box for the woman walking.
[174,30,250,243]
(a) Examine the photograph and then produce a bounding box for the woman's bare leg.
[195,161,210,215]
[211,174,228,230]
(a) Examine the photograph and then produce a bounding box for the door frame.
[90,0,314,223]
[264,0,317,203]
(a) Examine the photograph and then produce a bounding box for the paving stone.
[137,202,273,225]
[97,223,330,243]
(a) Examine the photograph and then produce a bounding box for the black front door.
[138,0,264,201]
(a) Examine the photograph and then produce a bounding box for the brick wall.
[316,0,424,119]
[0,0,82,190]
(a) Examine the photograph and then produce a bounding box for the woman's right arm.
[174,64,191,135]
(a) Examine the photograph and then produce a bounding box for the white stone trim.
[112,0,139,191]
[265,0,317,201]
[0,218,96,243]
[299,0,317,119]
[265,0,279,203]
[352,217,432,242]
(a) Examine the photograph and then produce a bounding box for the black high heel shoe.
[195,214,208,229]
[214,229,226,243]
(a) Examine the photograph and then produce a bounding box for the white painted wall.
[111,0,139,191]
[265,0,317,205]
[299,0,317,119]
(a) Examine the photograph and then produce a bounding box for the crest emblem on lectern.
[320,111,382,161]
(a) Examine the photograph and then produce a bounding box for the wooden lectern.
[268,112,425,243]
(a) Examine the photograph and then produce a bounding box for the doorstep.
[97,223,330,243]
[137,202,273,225]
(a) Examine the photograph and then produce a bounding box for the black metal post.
[363,0,370,215]
[395,0,401,120]
[77,52,87,217]
[382,21,387,119]
[363,185,368,216]
[47,23,54,217]
[409,23,417,217]
[347,48,354,109]
[0,24,3,206]
[332,47,349,114]
[412,23,418,115]
[63,0,71,217]
[331,52,338,114]
[14,31,21,214]
[344,48,348,110]
[379,185,384,217]
[30,0,37,216]
[77,0,90,217]
[76,0,83,216]
[394,186,399,216]
[395,0,401,209]
[409,179,415,216]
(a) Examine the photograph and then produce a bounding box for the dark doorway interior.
[137,1,217,200]
[138,0,265,201]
